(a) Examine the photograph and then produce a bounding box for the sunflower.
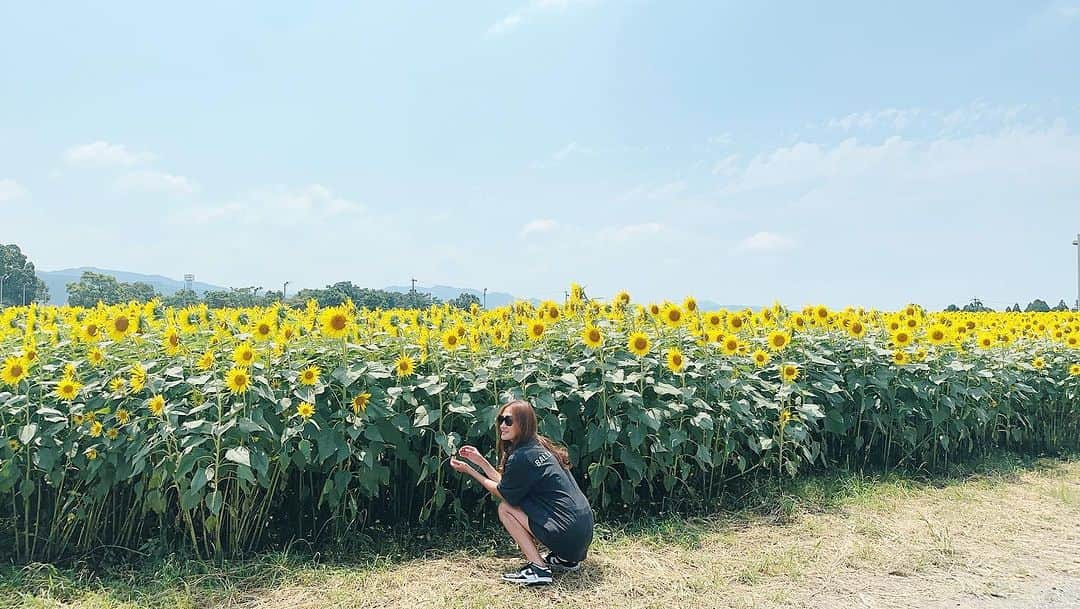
[766,330,790,351]
[232,342,256,368]
[87,347,105,367]
[847,320,866,339]
[296,401,316,420]
[490,325,511,347]
[722,334,741,356]
[926,324,949,345]
[682,297,698,313]
[528,320,546,340]
[107,312,134,341]
[80,321,103,343]
[299,365,321,386]
[665,348,686,373]
[253,315,277,342]
[751,349,770,367]
[441,329,462,350]
[704,312,724,330]
[394,354,415,378]
[226,367,251,395]
[197,349,215,371]
[976,333,995,349]
[1,356,28,387]
[129,363,147,393]
[662,305,684,327]
[727,315,745,332]
[115,408,130,425]
[778,409,792,427]
[148,395,166,416]
[85,447,98,461]
[89,421,103,438]
[647,303,661,317]
[893,350,909,366]
[615,291,631,306]
[106,428,119,441]
[781,363,799,383]
[163,327,182,355]
[582,325,603,349]
[814,305,830,322]
[627,332,651,357]
[55,378,82,402]
[1031,356,1046,370]
[546,306,561,322]
[109,377,127,394]
[319,306,352,339]
[1070,363,1080,376]
[891,330,913,348]
[352,392,372,415]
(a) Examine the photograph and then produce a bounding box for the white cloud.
[63,141,153,167]
[174,184,361,225]
[487,0,595,36]
[598,222,665,242]
[734,231,796,253]
[115,170,197,196]
[0,179,27,202]
[826,108,921,131]
[821,103,1034,134]
[718,124,1080,199]
[552,142,592,161]
[488,15,522,35]
[1055,2,1080,18]
[712,154,740,177]
[521,218,558,235]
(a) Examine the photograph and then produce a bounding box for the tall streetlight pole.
[483,287,487,309]
[0,273,8,309]
[1073,233,1079,311]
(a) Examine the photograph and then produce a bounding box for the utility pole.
[410,277,417,294]
[0,273,8,309]
[483,287,487,309]
[1073,233,1079,311]
[283,280,290,301]
[22,284,27,305]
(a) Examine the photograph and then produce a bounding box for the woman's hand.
[448,457,473,475]
[458,445,486,466]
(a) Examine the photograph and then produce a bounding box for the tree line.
[943,298,1075,313]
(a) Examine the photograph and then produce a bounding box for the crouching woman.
[449,399,594,586]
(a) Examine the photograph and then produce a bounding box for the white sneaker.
[500,562,553,585]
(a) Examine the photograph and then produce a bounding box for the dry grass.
[5,454,1080,609]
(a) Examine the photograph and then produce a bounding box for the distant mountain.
[38,267,228,305]
[383,285,521,308]
[696,300,759,312]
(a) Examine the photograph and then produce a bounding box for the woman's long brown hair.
[495,400,571,471]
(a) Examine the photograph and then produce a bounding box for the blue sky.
[1,1,1079,310]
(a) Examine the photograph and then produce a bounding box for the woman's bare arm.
[451,457,505,501]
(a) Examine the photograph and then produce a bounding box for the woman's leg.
[497,501,546,566]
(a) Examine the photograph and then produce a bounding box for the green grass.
[1,448,1075,609]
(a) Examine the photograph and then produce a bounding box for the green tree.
[1053,299,1070,312]
[1024,299,1051,313]
[0,244,48,306]
[448,292,481,310]
[66,271,161,306]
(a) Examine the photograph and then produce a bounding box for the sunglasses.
[498,415,514,427]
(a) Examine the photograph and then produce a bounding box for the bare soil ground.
[241,459,1080,609]
[7,456,1079,609]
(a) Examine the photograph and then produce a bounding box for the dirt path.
[239,459,1080,609]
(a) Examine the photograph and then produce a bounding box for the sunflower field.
[1,284,1079,561]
